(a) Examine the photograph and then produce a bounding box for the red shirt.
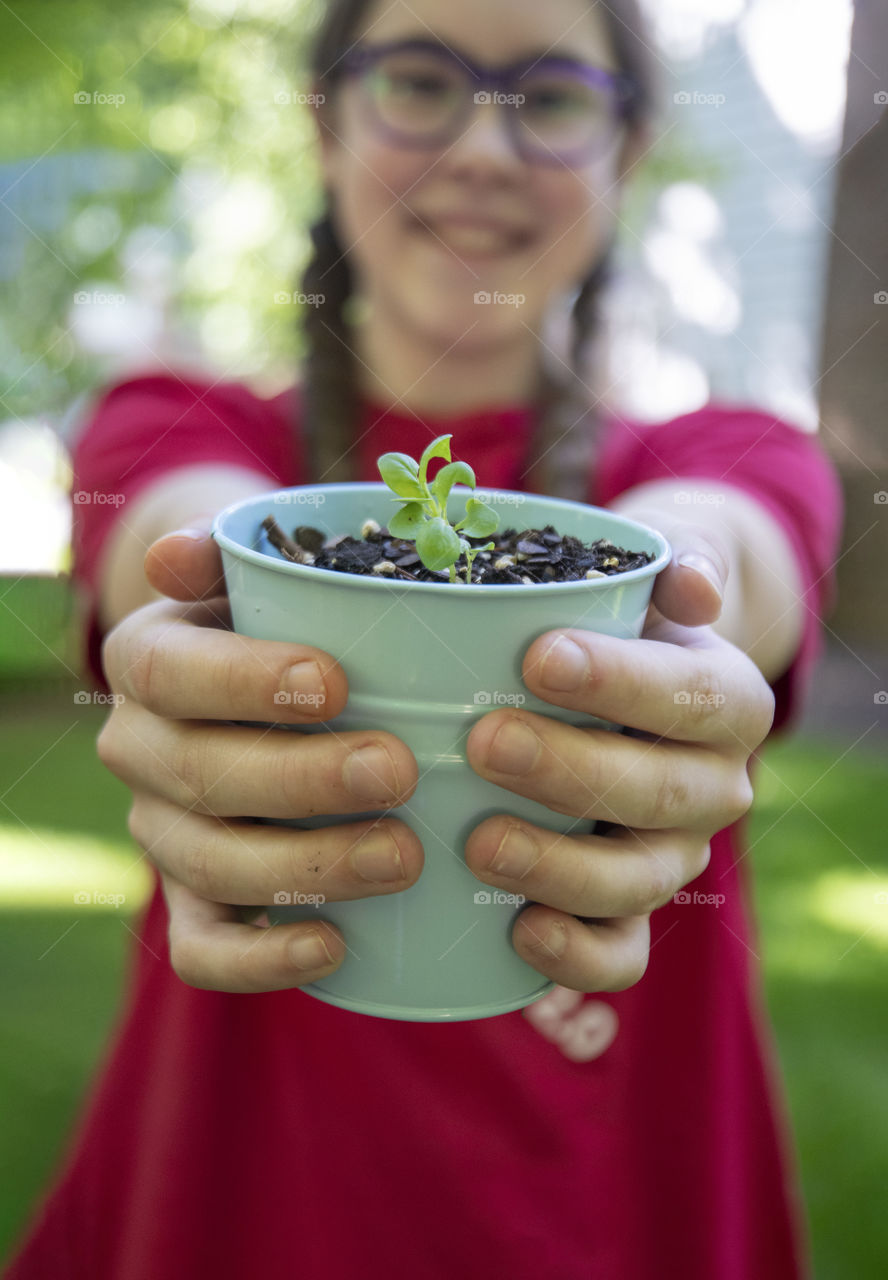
[6,375,842,1280]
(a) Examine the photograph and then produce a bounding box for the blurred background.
[1,1,886,1276]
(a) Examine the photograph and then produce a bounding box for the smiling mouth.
[409,217,533,257]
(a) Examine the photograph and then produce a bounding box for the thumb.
[143,515,227,602]
[649,525,729,628]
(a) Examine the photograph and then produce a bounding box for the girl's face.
[317,0,635,356]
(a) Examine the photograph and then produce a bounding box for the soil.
[261,515,654,585]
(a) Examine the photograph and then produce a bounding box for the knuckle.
[625,939,651,988]
[212,648,243,712]
[570,849,602,911]
[647,765,689,827]
[635,856,679,913]
[749,681,776,745]
[694,840,713,880]
[95,719,121,773]
[174,733,213,811]
[124,631,163,712]
[604,934,650,992]
[726,771,755,826]
[99,616,136,690]
[168,935,206,989]
[553,740,602,819]
[275,744,315,817]
[685,670,729,733]
[180,829,220,899]
[126,795,151,852]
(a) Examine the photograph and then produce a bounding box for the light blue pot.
[212,484,670,1022]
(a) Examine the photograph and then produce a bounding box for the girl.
[6,1,841,1277]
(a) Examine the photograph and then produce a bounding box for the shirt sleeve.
[592,402,844,735]
[70,373,302,690]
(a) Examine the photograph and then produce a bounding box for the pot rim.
[212,482,672,596]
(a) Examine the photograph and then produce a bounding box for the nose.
[446,97,525,172]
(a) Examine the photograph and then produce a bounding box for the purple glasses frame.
[335,37,638,166]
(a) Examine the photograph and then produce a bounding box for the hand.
[97,523,422,994]
[463,527,776,1032]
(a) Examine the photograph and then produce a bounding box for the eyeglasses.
[335,38,637,167]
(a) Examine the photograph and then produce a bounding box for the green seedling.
[377,434,500,584]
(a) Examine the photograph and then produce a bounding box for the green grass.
[743,733,888,1280]
[0,690,886,1277]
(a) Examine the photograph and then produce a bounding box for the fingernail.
[350,829,405,882]
[290,929,336,970]
[343,744,400,803]
[486,719,540,775]
[534,921,567,959]
[677,552,723,598]
[281,659,326,703]
[540,635,587,691]
[492,823,539,878]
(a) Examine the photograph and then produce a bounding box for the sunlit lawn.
[1,687,886,1278]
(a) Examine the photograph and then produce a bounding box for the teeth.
[425,224,517,254]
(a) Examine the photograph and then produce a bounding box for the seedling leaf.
[415,516,461,570]
[430,460,475,510]
[458,498,499,538]
[387,502,425,538]
[378,453,427,500]
[418,434,452,486]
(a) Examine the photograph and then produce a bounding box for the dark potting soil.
[261,514,654,585]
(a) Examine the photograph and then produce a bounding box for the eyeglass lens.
[362,46,617,160]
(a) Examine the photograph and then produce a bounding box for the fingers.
[102,596,349,725]
[650,532,728,627]
[520,626,774,749]
[99,700,418,819]
[466,709,752,831]
[161,872,346,993]
[511,905,650,994]
[466,814,710,917]
[608,505,729,628]
[144,522,226,603]
[130,793,423,905]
